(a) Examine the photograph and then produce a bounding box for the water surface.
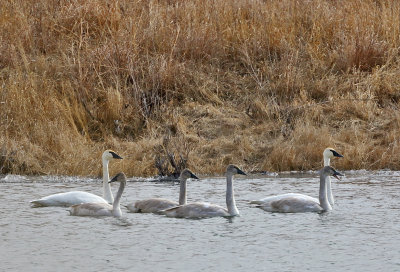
[1,171,399,272]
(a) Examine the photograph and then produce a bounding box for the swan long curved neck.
[323,155,335,205]
[102,159,114,203]
[112,181,125,213]
[226,174,239,216]
[178,178,187,205]
[319,174,332,211]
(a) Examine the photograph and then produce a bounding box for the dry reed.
[1,0,400,176]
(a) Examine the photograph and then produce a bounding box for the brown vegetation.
[1,0,400,176]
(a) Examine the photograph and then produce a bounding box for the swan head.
[109,172,127,184]
[323,148,343,159]
[321,166,343,180]
[179,169,199,180]
[102,150,123,162]
[226,164,247,176]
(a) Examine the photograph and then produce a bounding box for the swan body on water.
[250,166,343,213]
[31,191,109,207]
[251,148,343,207]
[69,172,127,217]
[253,193,319,205]
[161,165,246,219]
[126,169,199,213]
[30,150,123,207]
[323,148,343,205]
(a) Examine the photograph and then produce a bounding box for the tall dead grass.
[1,0,400,176]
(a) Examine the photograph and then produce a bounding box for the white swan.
[323,148,343,205]
[250,166,343,213]
[30,150,123,207]
[69,172,127,217]
[126,169,199,213]
[161,165,246,219]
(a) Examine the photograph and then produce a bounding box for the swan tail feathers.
[30,200,46,207]
[153,209,166,215]
[157,206,180,215]
[249,200,264,205]
[125,203,140,213]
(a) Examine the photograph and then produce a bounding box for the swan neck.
[112,181,125,215]
[326,176,335,205]
[319,174,332,211]
[324,156,330,167]
[102,159,114,203]
[178,179,187,205]
[226,174,239,216]
[323,155,335,205]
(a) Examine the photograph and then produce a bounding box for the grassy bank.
[1,0,399,176]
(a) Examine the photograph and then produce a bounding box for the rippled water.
[1,170,399,272]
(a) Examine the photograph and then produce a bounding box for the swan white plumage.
[126,169,199,213]
[250,148,343,207]
[30,150,123,207]
[323,148,343,205]
[250,166,343,213]
[161,165,246,219]
[69,172,127,217]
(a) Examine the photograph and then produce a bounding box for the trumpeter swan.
[69,172,127,217]
[250,166,343,213]
[323,148,343,205]
[161,165,246,219]
[30,150,123,207]
[126,169,199,213]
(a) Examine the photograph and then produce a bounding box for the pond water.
[1,170,399,272]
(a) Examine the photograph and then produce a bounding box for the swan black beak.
[111,151,123,160]
[331,150,343,158]
[333,170,344,180]
[237,168,247,176]
[109,175,119,183]
[191,173,199,179]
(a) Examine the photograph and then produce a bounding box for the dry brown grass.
[1,0,400,176]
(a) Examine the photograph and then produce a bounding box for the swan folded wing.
[258,196,322,213]
[250,193,318,205]
[162,202,230,219]
[69,203,113,216]
[128,198,179,213]
[31,191,108,207]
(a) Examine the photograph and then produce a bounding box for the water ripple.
[0,171,399,272]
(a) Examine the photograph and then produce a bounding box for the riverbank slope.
[1,0,399,176]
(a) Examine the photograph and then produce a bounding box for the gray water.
[1,170,399,272]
